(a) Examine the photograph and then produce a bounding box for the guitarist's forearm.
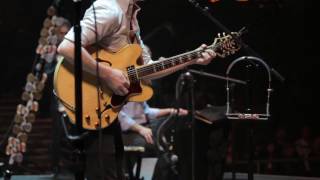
[57,39,112,77]
[143,61,194,80]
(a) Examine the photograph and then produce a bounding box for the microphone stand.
[188,69,247,85]
[188,0,285,83]
[188,69,244,180]
[180,71,196,180]
[72,0,86,180]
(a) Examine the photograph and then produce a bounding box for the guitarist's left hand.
[195,44,216,65]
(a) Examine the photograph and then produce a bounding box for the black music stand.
[225,56,273,180]
[179,69,247,180]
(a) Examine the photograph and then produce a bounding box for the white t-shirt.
[64,0,152,63]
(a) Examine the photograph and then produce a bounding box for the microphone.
[163,152,179,175]
[169,153,179,175]
[170,154,178,164]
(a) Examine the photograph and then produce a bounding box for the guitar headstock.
[211,31,243,58]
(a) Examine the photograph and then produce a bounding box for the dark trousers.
[176,118,230,180]
[121,118,166,179]
[84,120,124,180]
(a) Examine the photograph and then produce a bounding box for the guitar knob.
[95,122,100,129]
[105,115,110,124]
[85,115,91,125]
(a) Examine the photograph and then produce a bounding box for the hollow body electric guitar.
[54,31,242,130]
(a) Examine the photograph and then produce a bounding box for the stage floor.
[4,173,320,180]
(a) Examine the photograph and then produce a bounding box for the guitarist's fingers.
[196,58,205,65]
[205,49,216,57]
[145,134,154,144]
[199,44,207,49]
[122,72,130,89]
[201,52,211,60]
[197,50,215,65]
[113,86,128,96]
[123,80,130,89]
[195,44,207,52]
[197,55,211,65]
[120,86,129,95]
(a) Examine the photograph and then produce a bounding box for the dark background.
[0,0,312,125]
[0,0,317,176]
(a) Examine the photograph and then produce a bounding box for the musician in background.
[118,45,188,178]
[119,102,187,148]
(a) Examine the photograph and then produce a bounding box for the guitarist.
[57,0,216,179]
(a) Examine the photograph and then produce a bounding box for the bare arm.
[130,123,154,144]
[155,108,188,119]
[145,44,216,80]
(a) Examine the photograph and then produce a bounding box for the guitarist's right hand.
[102,67,130,96]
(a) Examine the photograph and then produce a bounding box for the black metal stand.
[72,0,86,180]
[245,63,253,180]
[188,69,247,85]
[188,1,281,179]
[248,127,255,180]
[182,71,196,180]
[3,169,12,180]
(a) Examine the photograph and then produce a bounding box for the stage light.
[209,0,220,3]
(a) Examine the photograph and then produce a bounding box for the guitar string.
[135,39,237,77]
[137,38,235,77]
[126,38,237,82]
[135,43,219,78]
[138,46,212,74]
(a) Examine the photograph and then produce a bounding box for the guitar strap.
[128,3,147,65]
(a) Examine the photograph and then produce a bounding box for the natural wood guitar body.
[54,44,153,130]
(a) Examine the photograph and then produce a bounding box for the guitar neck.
[136,44,215,79]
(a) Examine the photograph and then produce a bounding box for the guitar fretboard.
[136,44,215,79]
